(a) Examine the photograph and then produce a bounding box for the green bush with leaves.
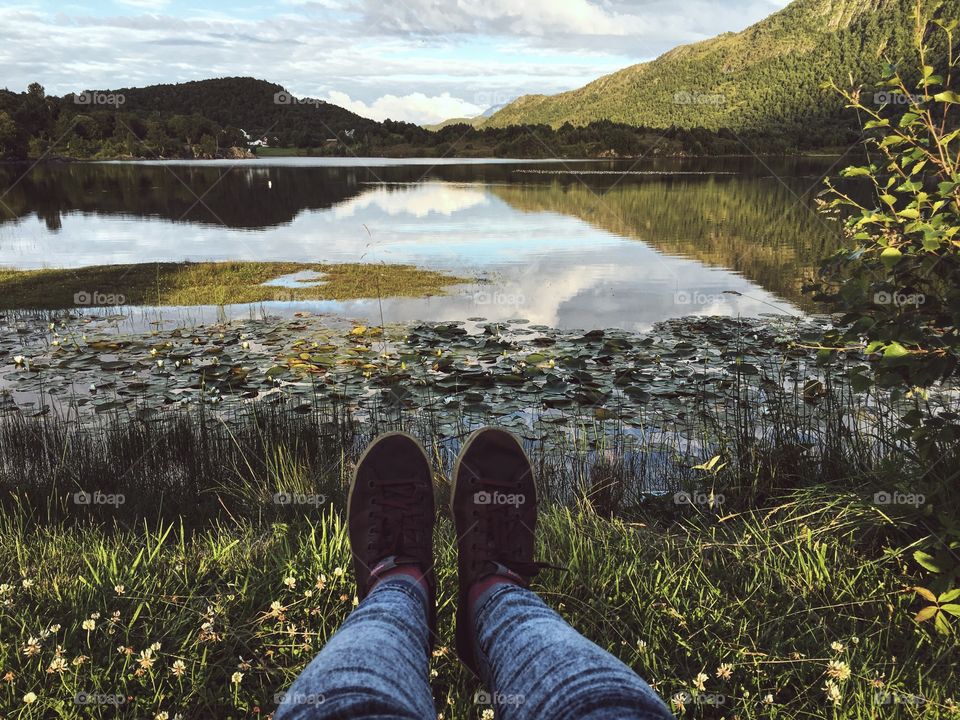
[816,3,960,636]
[817,8,959,389]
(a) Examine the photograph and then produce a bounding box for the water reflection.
[0,157,845,330]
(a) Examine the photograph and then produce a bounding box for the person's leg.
[275,572,435,720]
[472,580,673,719]
[450,427,673,720]
[277,431,438,720]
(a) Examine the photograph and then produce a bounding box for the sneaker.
[348,431,436,639]
[450,426,548,676]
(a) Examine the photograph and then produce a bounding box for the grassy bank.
[1,493,956,719]
[0,262,470,310]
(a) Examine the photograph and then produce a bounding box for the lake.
[0,156,846,330]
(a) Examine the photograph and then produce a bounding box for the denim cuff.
[371,574,430,613]
[471,582,524,681]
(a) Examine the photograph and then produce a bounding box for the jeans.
[275,576,674,720]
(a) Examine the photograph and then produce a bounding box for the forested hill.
[110,77,377,141]
[483,0,958,144]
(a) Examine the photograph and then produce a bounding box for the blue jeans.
[275,576,674,720]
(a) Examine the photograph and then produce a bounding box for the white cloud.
[332,183,489,219]
[114,0,171,9]
[325,90,484,124]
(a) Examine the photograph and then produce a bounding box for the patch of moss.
[0,261,471,310]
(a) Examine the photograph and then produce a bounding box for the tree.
[0,110,24,159]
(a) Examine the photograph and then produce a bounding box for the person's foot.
[348,431,436,638]
[450,426,545,676]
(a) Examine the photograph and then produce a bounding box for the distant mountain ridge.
[482,0,958,140]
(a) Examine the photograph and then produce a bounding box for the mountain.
[483,0,957,140]
[423,100,513,131]
[82,77,379,142]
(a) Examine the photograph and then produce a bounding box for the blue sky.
[1,0,792,124]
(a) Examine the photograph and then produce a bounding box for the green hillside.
[80,77,380,144]
[484,0,957,141]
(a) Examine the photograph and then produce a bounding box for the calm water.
[0,156,846,331]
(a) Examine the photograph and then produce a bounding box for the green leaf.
[914,550,946,573]
[841,166,872,178]
[897,208,920,220]
[938,588,960,603]
[934,91,960,104]
[900,112,921,127]
[881,246,903,266]
[941,604,960,617]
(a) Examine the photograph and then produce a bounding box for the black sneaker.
[450,427,550,676]
[348,431,436,640]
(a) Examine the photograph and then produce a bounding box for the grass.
[0,262,471,310]
[1,492,956,719]
[0,385,958,719]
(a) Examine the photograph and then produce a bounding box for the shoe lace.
[472,475,565,582]
[369,473,429,558]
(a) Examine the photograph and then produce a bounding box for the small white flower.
[82,619,96,631]
[693,673,708,691]
[23,691,38,704]
[13,355,25,366]
[231,671,243,684]
[283,576,296,589]
[156,359,164,368]
[823,680,842,705]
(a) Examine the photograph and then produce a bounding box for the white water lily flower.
[13,355,25,366]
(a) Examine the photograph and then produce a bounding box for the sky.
[0,0,793,125]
